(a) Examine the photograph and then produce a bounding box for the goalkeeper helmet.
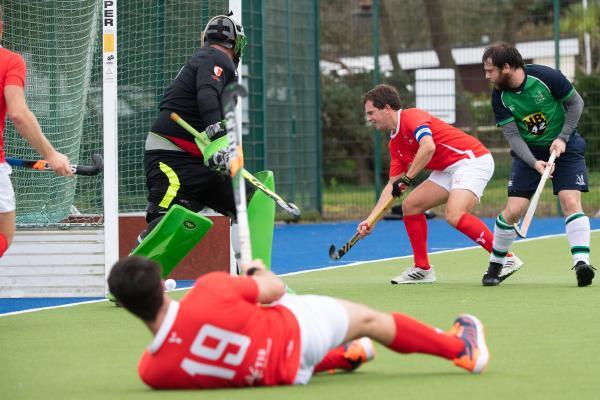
[202,12,247,66]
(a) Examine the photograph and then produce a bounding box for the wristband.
[399,174,413,186]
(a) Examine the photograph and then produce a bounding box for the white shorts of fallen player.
[0,163,16,213]
[277,293,348,385]
[428,153,494,200]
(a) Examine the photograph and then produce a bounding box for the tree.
[563,1,600,73]
[422,0,476,132]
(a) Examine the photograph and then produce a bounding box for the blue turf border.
[2,217,598,314]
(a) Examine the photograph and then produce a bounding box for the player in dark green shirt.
[480,41,594,287]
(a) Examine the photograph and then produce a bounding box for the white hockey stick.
[514,151,557,238]
[222,83,252,264]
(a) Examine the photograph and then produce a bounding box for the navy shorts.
[507,134,589,198]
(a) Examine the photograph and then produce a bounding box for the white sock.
[565,212,590,266]
[490,213,516,264]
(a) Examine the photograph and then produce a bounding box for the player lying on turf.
[359,84,522,284]
[108,255,490,389]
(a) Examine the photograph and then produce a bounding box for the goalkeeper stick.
[170,112,300,217]
[222,84,296,293]
[222,83,252,264]
[329,195,397,260]
[6,154,103,176]
[514,151,557,238]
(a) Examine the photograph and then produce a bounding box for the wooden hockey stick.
[329,195,397,260]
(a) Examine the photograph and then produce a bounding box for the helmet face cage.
[202,15,247,59]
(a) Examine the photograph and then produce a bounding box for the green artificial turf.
[2,233,598,400]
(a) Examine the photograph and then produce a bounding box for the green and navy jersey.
[491,64,575,147]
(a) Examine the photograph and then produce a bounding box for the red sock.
[314,345,354,373]
[0,233,7,257]
[456,213,493,253]
[387,312,464,360]
[403,213,430,269]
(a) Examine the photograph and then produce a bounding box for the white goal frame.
[102,1,243,291]
[102,0,119,294]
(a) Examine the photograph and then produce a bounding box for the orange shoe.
[447,314,489,374]
[317,337,376,374]
[342,337,376,370]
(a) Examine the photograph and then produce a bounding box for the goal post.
[102,0,119,291]
[0,1,239,297]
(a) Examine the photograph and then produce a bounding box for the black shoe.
[572,261,596,287]
[482,262,503,286]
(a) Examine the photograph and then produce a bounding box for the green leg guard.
[131,205,213,278]
[248,170,276,270]
[246,171,296,294]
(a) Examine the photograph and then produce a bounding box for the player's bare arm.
[241,259,286,304]
[4,85,72,176]
[357,176,400,238]
[549,138,566,158]
[404,134,435,180]
[389,135,435,198]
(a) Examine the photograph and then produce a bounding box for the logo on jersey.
[534,90,545,104]
[168,332,183,344]
[244,339,271,385]
[212,66,223,81]
[575,174,586,186]
[522,112,547,136]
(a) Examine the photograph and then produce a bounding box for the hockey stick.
[222,82,252,264]
[514,151,557,238]
[222,84,296,293]
[6,154,103,176]
[329,195,397,260]
[170,113,300,217]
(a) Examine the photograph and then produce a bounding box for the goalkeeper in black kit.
[131,13,276,279]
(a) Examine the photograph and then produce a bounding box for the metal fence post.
[372,0,382,201]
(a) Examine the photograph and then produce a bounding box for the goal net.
[3,0,228,226]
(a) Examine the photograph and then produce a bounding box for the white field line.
[0,287,191,318]
[0,298,107,317]
[1,230,596,317]
[279,230,597,277]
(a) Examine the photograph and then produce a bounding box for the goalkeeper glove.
[206,148,230,173]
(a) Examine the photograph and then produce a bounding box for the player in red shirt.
[0,6,72,259]
[108,255,490,389]
[358,84,522,284]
